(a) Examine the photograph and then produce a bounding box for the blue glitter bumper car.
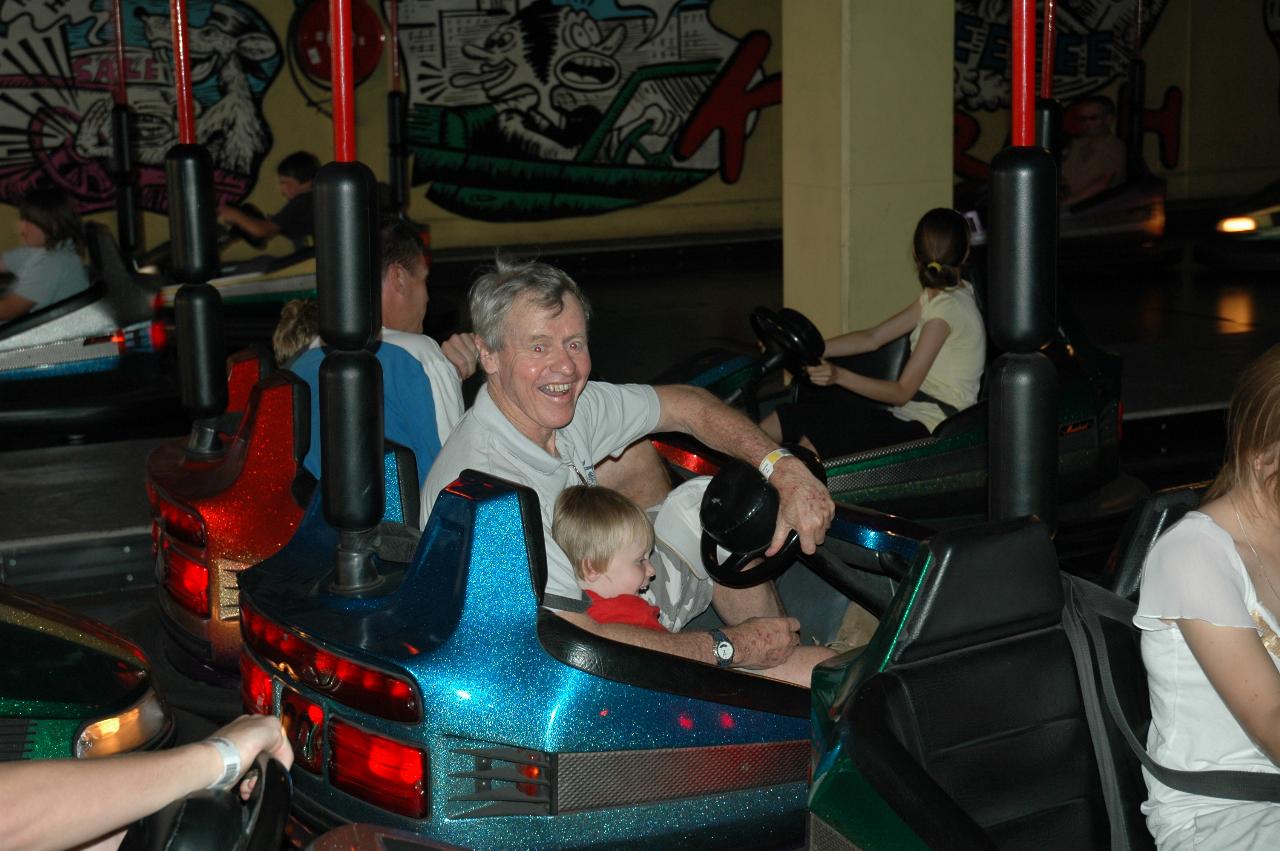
[236,458,922,848]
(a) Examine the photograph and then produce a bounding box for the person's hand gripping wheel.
[749,306,826,382]
[700,445,827,588]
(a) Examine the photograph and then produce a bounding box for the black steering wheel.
[699,445,827,589]
[119,753,291,851]
[749,306,826,380]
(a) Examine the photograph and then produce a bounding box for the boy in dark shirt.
[217,151,318,252]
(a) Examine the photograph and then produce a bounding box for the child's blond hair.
[552,485,655,582]
[272,298,319,366]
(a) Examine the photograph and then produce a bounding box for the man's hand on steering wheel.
[765,455,834,557]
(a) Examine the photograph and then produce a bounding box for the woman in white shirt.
[1135,344,1280,849]
[761,208,986,458]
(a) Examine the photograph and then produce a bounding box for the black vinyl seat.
[843,519,1153,850]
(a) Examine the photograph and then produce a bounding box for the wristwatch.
[709,628,735,667]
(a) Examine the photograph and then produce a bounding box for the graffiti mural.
[391,0,780,222]
[0,0,281,213]
[953,0,1182,183]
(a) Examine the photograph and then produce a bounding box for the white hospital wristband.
[758,448,794,480]
[203,736,242,791]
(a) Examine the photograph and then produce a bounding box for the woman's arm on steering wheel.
[1179,618,1280,764]
[808,317,951,407]
[823,299,922,358]
[0,714,291,851]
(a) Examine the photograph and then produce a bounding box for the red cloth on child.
[585,590,665,631]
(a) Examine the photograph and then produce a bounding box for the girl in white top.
[761,208,986,458]
[1135,344,1280,849]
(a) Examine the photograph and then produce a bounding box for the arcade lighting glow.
[1217,216,1258,234]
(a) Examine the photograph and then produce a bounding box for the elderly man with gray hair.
[420,258,834,674]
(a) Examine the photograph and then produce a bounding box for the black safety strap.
[542,592,589,613]
[911,389,959,419]
[1063,576,1280,804]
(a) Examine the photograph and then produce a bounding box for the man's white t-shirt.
[421,381,662,604]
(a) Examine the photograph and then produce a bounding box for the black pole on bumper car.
[110,104,140,258]
[988,145,1059,530]
[167,143,228,456]
[316,162,385,595]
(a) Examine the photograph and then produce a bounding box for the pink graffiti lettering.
[71,52,166,87]
[674,31,780,184]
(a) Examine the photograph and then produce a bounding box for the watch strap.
[203,736,242,791]
[758,448,794,480]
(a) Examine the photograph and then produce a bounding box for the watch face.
[715,640,734,661]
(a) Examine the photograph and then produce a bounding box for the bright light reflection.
[455,689,471,700]
[1218,216,1258,234]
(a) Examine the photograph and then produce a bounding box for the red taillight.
[329,720,427,819]
[149,320,169,352]
[159,498,206,548]
[241,653,274,715]
[152,292,165,311]
[164,545,210,617]
[240,603,421,722]
[110,329,126,352]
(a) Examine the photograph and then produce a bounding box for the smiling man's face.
[480,292,590,453]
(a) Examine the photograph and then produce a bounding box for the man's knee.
[596,440,671,508]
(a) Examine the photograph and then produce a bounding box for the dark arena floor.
[2,221,1278,743]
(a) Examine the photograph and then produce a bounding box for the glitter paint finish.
[242,474,811,848]
[148,373,308,667]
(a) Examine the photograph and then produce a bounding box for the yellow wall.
[784,0,954,337]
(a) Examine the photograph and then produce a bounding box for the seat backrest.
[1100,486,1201,602]
[225,345,275,415]
[83,222,155,321]
[846,519,1152,849]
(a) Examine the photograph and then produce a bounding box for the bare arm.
[822,300,922,358]
[806,317,951,407]
[217,205,281,241]
[0,291,34,321]
[653,384,834,555]
[556,609,800,668]
[0,714,292,851]
[1179,618,1280,763]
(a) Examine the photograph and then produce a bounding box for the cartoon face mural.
[391,0,780,222]
[0,0,280,214]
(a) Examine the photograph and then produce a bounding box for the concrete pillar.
[783,1,954,335]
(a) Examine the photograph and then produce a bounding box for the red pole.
[112,0,129,105]
[169,0,196,144]
[1011,0,1034,146]
[331,0,357,162]
[1039,0,1056,100]
[388,0,401,94]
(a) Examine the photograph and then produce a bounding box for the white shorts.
[644,477,719,631]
